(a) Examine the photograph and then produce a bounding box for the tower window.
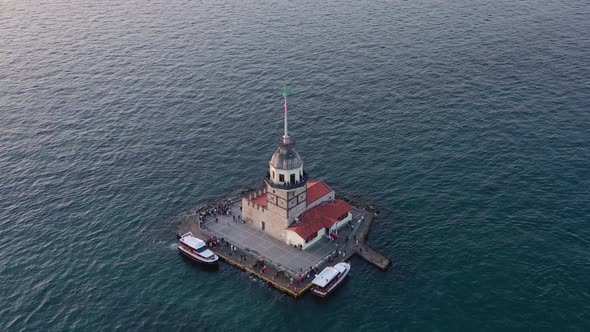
[272,170,275,179]
[290,174,296,184]
[279,174,284,182]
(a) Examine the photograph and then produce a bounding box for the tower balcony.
[265,171,309,190]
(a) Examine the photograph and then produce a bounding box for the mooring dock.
[177,200,390,298]
[343,212,390,270]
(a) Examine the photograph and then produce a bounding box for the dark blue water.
[1,0,589,330]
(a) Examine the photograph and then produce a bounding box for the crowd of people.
[197,200,235,224]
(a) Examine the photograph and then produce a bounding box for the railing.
[264,171,309,190]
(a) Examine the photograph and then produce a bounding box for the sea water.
[1,0,589,330]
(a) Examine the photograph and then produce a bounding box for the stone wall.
[241,186,291,241]
[266,184,307,230]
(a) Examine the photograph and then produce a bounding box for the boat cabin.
[312,267,341,291]
[179,232,218,263]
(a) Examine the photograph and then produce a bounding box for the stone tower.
[265,90,308,238]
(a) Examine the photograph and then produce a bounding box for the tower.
[265,88,308,237]
[241,88,352,248]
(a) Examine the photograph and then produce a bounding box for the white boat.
[178,232,219,264]
[311,262,350,297]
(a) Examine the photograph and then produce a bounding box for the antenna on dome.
[282,86,289,143]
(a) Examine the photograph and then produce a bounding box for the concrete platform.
[200,200,364,274]
[177,197,389,297]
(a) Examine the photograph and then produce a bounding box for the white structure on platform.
[241,90,352,249]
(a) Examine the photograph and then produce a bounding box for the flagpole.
[283,87,289,142]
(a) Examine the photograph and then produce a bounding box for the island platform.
[177,197,390,298]
[177,89,390,297]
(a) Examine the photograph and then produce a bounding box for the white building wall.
[306,190,335,210]
[285,228,326,249]
[269,164,304,185]
[285,229,302,246]
[329,212,352,233]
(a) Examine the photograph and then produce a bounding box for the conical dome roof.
[269,138,302,170]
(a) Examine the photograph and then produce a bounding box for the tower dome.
[270,138,303,170]
[266,88,306,188]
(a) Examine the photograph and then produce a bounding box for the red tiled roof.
[250,193,267,207]
[286,199,352,239]
[306,180,333,205]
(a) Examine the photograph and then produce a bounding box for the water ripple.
[1,0,590,330]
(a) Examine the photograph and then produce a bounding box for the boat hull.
[178,246,219,265]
